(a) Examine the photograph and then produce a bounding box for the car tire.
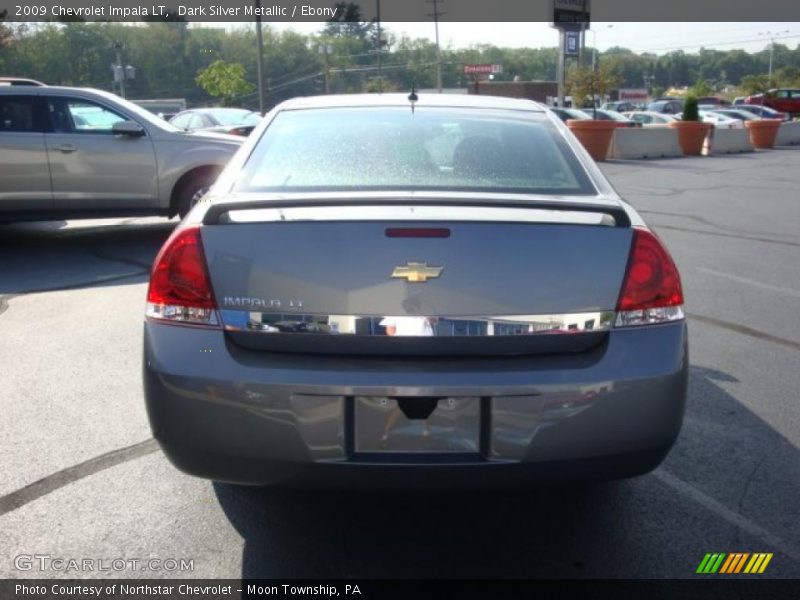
[177,173,216,219]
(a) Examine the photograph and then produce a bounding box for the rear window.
[235,107,595,195]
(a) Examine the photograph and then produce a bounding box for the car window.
[49,98,128,134]
[188,114,204,129]
[0,95,47,132]
[235,107,595,195]
[171,113,192,129]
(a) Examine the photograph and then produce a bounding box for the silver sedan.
[143,93,688,488]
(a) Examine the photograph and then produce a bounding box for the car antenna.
[408,84,418,113]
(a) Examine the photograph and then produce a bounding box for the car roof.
[275,93,546,113]
[0,84,107,96]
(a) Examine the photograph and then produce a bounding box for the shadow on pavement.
[0,220,175,295]
[214,365,800,578]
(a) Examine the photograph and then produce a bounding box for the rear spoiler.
[202,197,632,228]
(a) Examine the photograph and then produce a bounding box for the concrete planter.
[745,119,782,149]
[668,121,712,156]
[566,120,618,161]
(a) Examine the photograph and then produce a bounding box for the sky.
[255,22,800,55]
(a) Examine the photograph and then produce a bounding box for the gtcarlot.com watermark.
[14,554,194,573]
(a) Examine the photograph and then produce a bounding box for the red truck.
[745,89,800,115]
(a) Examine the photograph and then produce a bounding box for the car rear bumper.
[143,321,688,488]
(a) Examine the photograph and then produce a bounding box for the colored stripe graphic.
[744,553,774,574]
[700,553,773,574]
[720,553,749,573]
[697,553,727,574]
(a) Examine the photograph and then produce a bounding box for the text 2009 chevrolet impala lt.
[143,94,688,488]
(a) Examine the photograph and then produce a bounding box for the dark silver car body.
[144,94,688,489]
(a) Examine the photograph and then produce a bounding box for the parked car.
[647,99,684,115]
[622,111,678,126]
[695,96,730,107]
[589,108,641,127]
[732,96,746,106]
[0,86,243,222]
[600,101,638,112]
[709,108,763,123]
[548,107,592,122]
[678,110,742,129]
[729,104,789,121]
[745,89,800,115]
[170,108,261,137]
[0,77,46,86]
[143,93,688,488]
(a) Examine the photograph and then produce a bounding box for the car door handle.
[54,144,77,153]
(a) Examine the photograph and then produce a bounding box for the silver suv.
[0,85,243,221]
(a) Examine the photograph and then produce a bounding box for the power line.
[634,32,800,54]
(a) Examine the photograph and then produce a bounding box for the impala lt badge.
[391,262,444,283]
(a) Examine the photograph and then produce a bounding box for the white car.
[677,110,743,129]
[622,111,678,126]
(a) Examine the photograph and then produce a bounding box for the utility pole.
[759,29,789,84]
[556,28,565,107]
[319,43,332,94]
[591,24,613,71]
[114,42,125,98]
[427,0,444,92]
[375,0,382,92]
[254,0,266,114]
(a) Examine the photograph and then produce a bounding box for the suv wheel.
[177,174,215,219]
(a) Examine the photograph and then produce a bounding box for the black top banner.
[1,0,800,22]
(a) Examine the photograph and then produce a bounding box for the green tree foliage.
[0,9,13,49]
[683,95,699,121]
[566,64,622,113]
[195,59,253,106]
[0,21,798,109]
[689,79,714,97]
[740,74,771,95]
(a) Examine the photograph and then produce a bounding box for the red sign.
[463,64,503,75]
[619,88,649,101]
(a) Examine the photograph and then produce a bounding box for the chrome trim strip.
[219,310,615,336]
[223,205,615,226]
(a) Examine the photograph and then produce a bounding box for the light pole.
[758,30,789,83]
[591,24,613,71]
[375,0,382,92]
[427,0,444,92]
[318,43,333,94]
[254,0,266,114]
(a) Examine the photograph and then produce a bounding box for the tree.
[740,74,771,96]
[323,2,375,42]
[0,10,13,49]
[689,78,714,97]
[566,64,622,116]
[195,59,253,106]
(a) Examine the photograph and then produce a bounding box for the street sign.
[552,0,590,31]
[619,88,649,101]
[564,30,580,56]
[463,64,503,76]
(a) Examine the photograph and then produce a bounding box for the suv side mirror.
[112,121,145,137]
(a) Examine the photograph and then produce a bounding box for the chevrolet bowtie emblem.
[391,262,444,283]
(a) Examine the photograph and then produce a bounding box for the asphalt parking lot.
[1,149,799,580]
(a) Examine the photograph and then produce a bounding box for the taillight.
[615,227,684,327]
[145,226,219,327]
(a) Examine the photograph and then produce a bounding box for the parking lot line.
[654,469,800,563]
[0,439,158,517]
[696,267,800,298]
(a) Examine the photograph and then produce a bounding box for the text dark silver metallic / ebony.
[143,94,688,488]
